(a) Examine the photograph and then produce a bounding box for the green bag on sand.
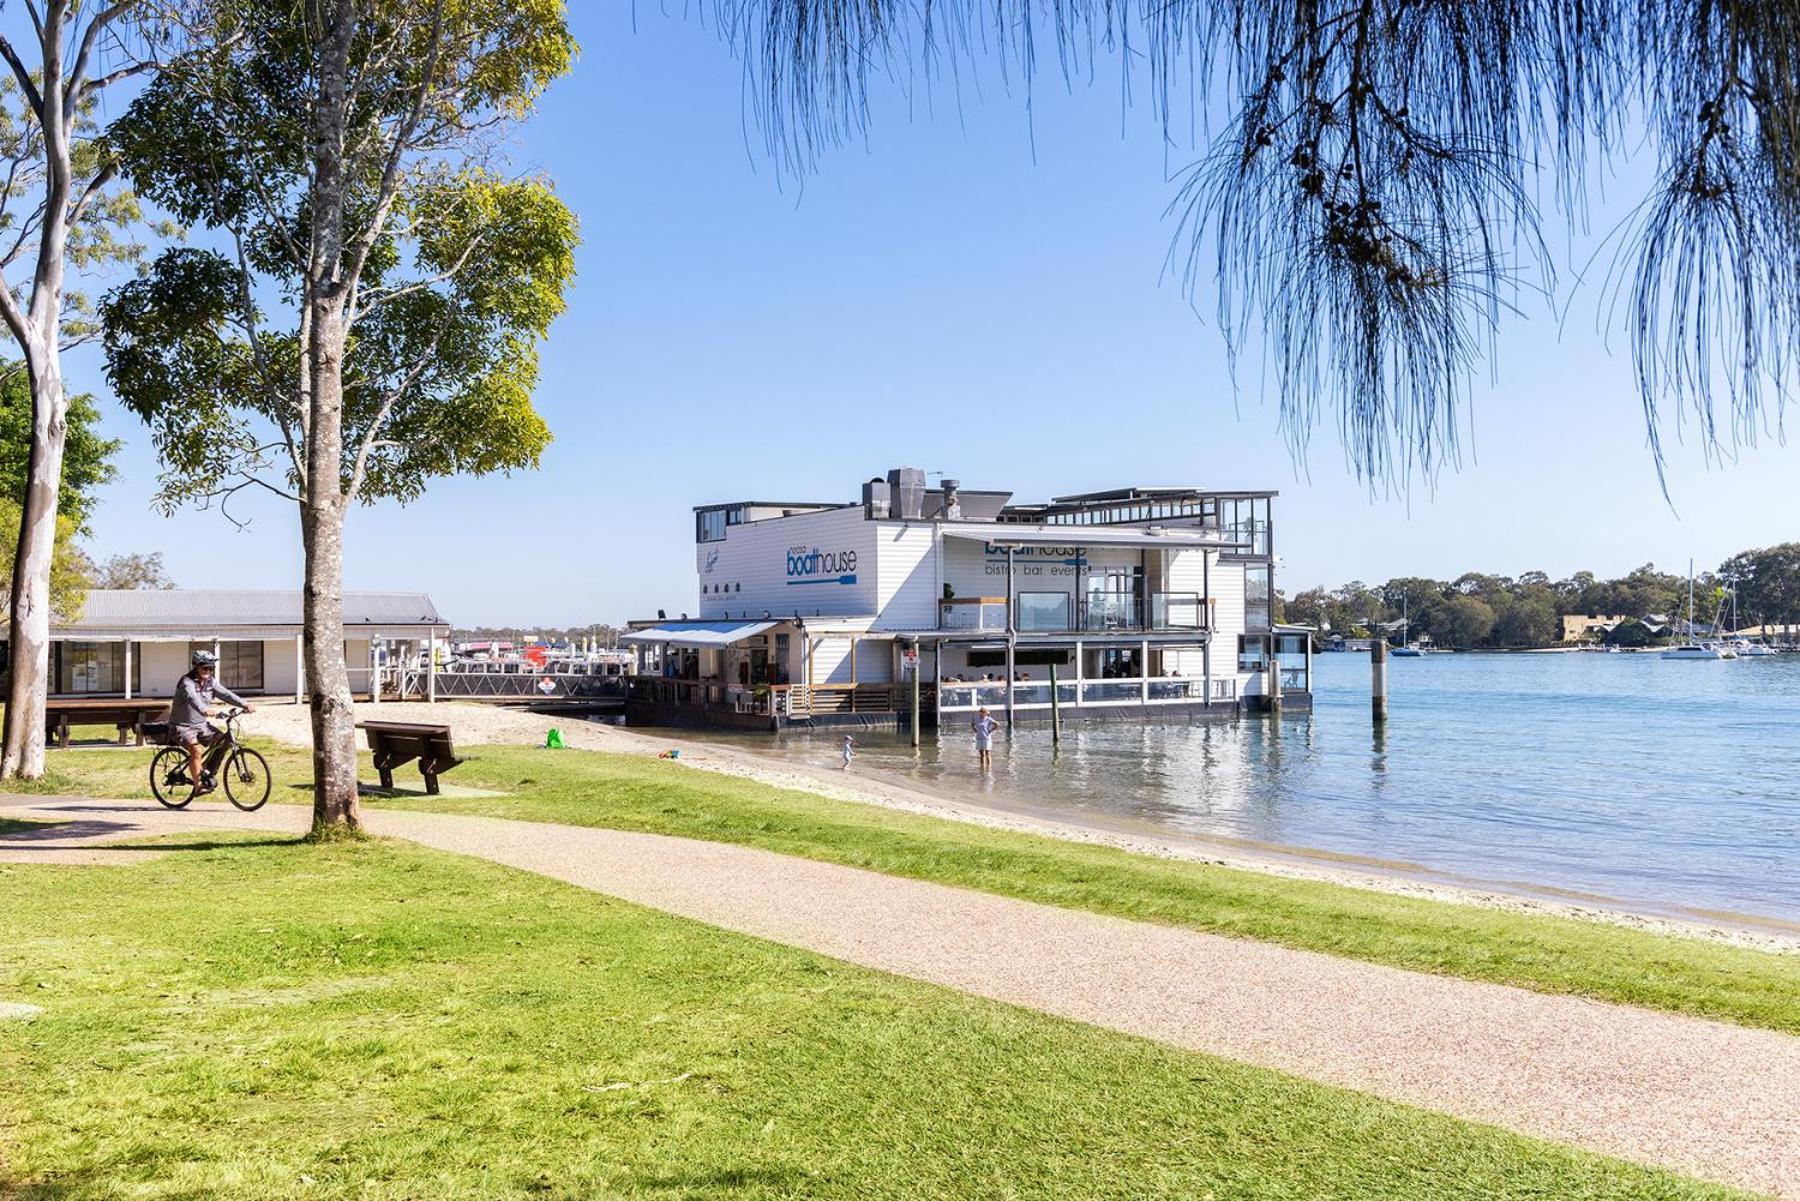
[545,728,565,750]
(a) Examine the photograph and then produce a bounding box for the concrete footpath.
[4,794,1797,1199]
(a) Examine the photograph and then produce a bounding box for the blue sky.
[60,5,1798,626]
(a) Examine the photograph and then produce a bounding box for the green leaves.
[102,0,579,515]
[0,370,119,535]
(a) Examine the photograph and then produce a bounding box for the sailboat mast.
[1687,559,1695,646]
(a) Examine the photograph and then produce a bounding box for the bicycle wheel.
[150,746,195,809]
[224,747,271,812]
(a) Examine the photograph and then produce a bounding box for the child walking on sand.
[840,734,855,768]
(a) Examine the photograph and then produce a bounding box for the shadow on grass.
[103,836,308,853]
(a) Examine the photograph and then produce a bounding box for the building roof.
[940,523,1241,550]
[58,589,446,636]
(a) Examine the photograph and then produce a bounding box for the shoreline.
[240,700,1800,956]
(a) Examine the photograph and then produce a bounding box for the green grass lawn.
[0,837,1753,1200]
[17,738,1800,1036]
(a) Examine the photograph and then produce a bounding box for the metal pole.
[1371,637,1389,724]
[1049,662,1061,745]
[427,630,438,703]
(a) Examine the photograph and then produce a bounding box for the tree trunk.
[299,0,360,833]
[303,299,358,831]
[0,359,66,781]
[302,494,359,829]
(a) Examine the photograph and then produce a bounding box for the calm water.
[695,653,1800,924]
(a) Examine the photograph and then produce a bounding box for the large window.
[55,642,140,694]
[1015,591,1072,632]
[190,641,265,691]
[1243,564,1272,632]
[1219,496,1272,557]
[1237,634,1269,673]
[696,509,727,542]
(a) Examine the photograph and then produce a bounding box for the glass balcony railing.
[941,593,1209,633]
[939,598,1009,631]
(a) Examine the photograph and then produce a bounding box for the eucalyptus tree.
[0,3,159,780]
[718,1,1800,484]
[103,0,577,831]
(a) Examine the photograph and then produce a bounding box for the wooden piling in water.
[1049,663,1062,745]
[1371,638,1389,724]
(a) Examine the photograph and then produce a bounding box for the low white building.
[625,469,1311,728]
[40,589,449,701]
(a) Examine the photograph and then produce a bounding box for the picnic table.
[45,698,171,747]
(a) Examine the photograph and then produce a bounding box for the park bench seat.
[44,699,172,748]
[357,720,464,795]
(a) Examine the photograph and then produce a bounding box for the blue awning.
[619,620,778,648]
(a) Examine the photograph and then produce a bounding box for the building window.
[1244,564,1271,632]
[55,642,140,694]
[1238,634,1269,673]
[190,641,265,691]
[696,509,727,542]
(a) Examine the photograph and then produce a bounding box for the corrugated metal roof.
[60,589,446,632]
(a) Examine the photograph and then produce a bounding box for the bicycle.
[148,709,272,812]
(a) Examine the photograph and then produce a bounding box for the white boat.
[1662,562,1728,660]
[1732,639,1778,657]
[1388,597,1429,656]
[1662,643,1726,661]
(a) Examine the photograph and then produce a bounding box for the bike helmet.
[191,649,219,668]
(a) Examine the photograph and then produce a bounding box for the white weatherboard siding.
[1211,560,1246,638]
[699,507,876,620]
[805,633,894,686]
[1161,548,1213,676]
[262,639,299,696]
[139,643,190,695]
[872,523,938,631]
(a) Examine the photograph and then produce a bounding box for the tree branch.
[64,1,136,101]
[0,37,46,118]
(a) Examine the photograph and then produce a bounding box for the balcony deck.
[938,593,1211,636]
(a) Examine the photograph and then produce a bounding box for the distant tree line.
[1283,546,1800,650]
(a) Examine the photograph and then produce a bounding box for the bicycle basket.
[140,721,175,746]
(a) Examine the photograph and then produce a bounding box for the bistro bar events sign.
[983,542,1086,579]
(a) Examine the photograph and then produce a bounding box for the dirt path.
[4,794,1797,1197]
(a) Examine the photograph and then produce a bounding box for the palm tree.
[713,1,1798,487]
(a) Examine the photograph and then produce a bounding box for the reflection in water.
[689,654,1800,922]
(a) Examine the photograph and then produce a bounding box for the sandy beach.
[239,699,1800,954]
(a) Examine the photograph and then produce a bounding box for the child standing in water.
[840,733,855,768]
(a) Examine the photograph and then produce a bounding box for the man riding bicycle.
[171,650,254,795]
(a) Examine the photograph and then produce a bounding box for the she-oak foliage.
[717,0,1800,486]
[100,0,576,829]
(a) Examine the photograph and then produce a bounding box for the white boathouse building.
[624,469,1312,729]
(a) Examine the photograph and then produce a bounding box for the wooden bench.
[45,699,172,748]
[357,720,464,795]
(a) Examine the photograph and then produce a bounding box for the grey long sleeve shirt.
[169,672,247,729]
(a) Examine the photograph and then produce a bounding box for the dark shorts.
[174,726,219,748]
